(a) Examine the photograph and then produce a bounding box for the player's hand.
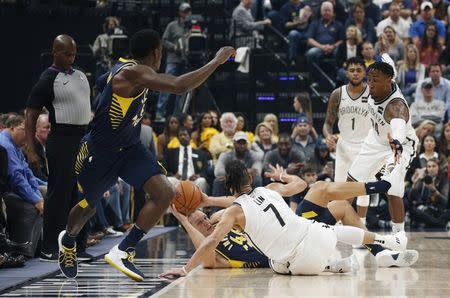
[213,46,236,65]
[34,199,44,216]
[264,164,285,181]
[388,133,403,164]
[325,134,338,151]
[170,204,188,223]
[159,267,187,279]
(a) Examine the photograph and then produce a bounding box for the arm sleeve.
[26,70,56,109]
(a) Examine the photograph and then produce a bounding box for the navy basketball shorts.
[296,200,337,225]
[74,138,164,207]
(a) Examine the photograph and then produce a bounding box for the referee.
[25,35,92,261]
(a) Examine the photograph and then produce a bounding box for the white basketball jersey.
[367,83,418,146]
[234,187,312,261]
[337,84,371,143]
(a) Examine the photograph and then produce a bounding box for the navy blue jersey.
[215,228,269,268]
[90,58,148,149]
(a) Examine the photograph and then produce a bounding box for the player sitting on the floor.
[161,161,406,278]
[265,166,419,268]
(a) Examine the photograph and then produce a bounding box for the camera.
[423,175,433,185]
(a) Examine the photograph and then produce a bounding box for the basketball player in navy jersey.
[57,29,235,281]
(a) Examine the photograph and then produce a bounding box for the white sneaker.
[105,245,144,282]
[375,231,407,251]
[375,249,419,267]
[104,227,124,238]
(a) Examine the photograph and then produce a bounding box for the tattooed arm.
[323,88,341,150]
[384,98,410,123]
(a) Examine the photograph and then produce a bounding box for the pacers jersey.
[337,84,371,143]
[234,187,312,261]
[90,58,148,149]
[367,82,418,146]
[215,228,269,268]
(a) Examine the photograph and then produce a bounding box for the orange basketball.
[173,181,203,215]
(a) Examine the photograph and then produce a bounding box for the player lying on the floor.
[161,161,406,278]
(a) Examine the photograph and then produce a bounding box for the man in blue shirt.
[0,115,46,246]
[305,1,344,74]
[410,1,446,46]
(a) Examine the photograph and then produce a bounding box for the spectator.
[213,132,262,196]
[328,0,349,25]
[165,127,211,193]
[157,116,180,162]
[252,122,277,159]
[410,134,448,177]
[361,41,376,67]
[374,26,404,63]
[345,2,377,44]
[92,16,126,78]
[263,113,279,142]
[280,0,312,65]
[209,112,238,162]
[416,23,443,67]
[336,25,363,84]
[305,1,344,74]
[191,112,219,156]
[262,133,305,183]
[396,44,426,101]
[310,138,334,173]
[376,2,411,42]
[415,120,437,144]
[156,3,192,121]
[415,63,450,103]
[289,166,318,213]
[361,0,381,25]
[208,110,221,131]
[409,158,449,228]
[25,35,91,261]
[438,122,450,180]
[235,112,254,144]
[380,0,412,20]
[291,116,317,162]
[140,114,156,155]
[180,113,194,133]
[230,0,271,48]
[431,0,450,24]
[31,114,50,181]
[292,92,314,122]
[410,1,446,47]
[0,116,46,253]
[411,82,447,134]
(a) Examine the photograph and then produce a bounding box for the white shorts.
[334,139,363,182]
[348,138,416,197]
[271,221,337,275]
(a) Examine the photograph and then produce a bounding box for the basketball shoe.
[375,249,419,267]
[58,230,78,278]
[105,245,144,282]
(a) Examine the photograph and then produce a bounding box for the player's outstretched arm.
[265,164,307,197]
[160,205,241,278]
[117,47,235,95]
[200,193,236,208]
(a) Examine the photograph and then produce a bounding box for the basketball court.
[1,228,449,297]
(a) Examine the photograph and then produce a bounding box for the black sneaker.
[77,251,94,262]
[58,230,78,279]
[105,245,144,281]
[40,251,58,262]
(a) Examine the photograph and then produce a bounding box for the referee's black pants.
[42,132,88,253]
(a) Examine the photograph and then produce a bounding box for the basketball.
[173,181,203,215]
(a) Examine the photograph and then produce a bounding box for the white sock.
[392,222,405,233]
[333,226,365,246]
[360,217,366,226]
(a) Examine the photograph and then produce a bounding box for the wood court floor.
[1,230,449,297]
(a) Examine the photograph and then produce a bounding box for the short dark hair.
[301,166,316,176]
[367,61,394,78]
[428,63,442,71]
[225,160,250,195]
[130,29,161,59]
[178,126,189,136]
[345,57,365,69]
[5,115,24,128]
[278,132,292,142]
